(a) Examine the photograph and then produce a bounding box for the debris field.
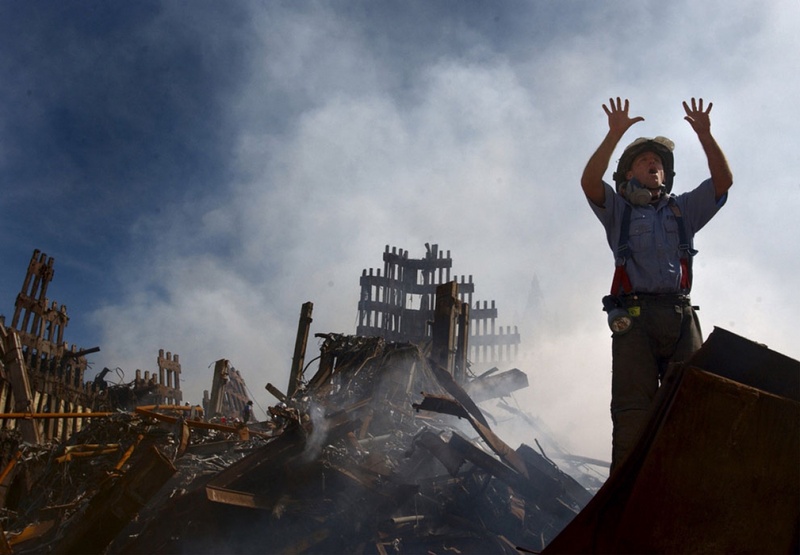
[1,251,596,554]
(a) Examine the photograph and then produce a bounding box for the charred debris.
[0,247,600,554]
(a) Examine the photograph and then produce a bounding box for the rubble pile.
[1,250,595,554]
[107,333,591,554]
[0,409,265,554]
[0,413,152,528]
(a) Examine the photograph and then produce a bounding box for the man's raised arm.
[581,98,644,207]
[683,98,733,200]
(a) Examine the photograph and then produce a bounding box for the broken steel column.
[431,281,463,380]
[2,330,41,444]
[10,249,56,341]
[287,301,313,397]
[206,359,230,420]
[455,299,470,384]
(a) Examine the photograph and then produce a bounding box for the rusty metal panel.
[544,366,800,554]
[414,393,529,478]
[465,367,529,403]
[53,445,177,554]
[689,326,800,402]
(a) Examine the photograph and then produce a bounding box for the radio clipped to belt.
[602,294,635,334]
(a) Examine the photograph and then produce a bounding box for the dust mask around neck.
[623,178,661,206]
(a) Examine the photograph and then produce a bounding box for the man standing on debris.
[580,97,733,471]
[242,400,253,424]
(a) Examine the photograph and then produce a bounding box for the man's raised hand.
[602,97,644,137]
[683,97,713,136]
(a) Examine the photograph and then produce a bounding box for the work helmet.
[613,136,676,194]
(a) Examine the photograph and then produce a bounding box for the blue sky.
[2,1,798,462]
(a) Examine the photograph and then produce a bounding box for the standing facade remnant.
[1,250,99,442]
[157,349,182,405]
[10,250,89,388]
[131,349,183,406]
[1,249,185,443]
[202,361,251,422]
[357,244,520,372]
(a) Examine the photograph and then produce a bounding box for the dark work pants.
[610,295,703,472]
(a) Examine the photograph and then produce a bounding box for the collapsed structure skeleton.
[0,248,598,554]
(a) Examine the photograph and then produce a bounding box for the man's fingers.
[684,98,713,115]
[605,97,632,113]
[604,98,621,114]
[610,97,626,111]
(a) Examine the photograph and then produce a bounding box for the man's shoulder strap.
[667,196,696,291]
[610,203,634,295]
[667,196,698,257]
[615,203,633,265]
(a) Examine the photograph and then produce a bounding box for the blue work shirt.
[588,179,726,294]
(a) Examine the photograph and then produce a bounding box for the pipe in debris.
[0,412,115,419]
